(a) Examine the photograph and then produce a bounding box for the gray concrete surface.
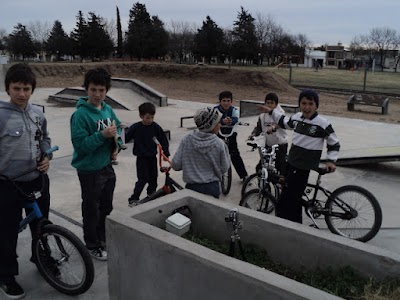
[1,87,400,299]
[107,193,346,300]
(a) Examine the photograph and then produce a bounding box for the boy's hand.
[37,156,50,173]
[257,105,272,113]
[102,124,117,138]
[111,150,118,161]
[222,117,232,125]
[325,161,336,173]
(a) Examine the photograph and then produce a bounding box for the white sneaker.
[89,246,107,261]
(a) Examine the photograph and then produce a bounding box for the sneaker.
[30,250,61,278]
[128,196,139,207]
[0,281,25,299]
[89,246,107,261]
[120,144,128,150]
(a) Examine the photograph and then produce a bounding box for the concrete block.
[106,189,400,299]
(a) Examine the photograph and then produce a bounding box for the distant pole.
[363,64,368,92]
[289,65,293,84]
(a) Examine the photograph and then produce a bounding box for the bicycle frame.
[137,138,183,205]
[303,169,357,226]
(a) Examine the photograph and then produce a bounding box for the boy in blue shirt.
[215,91,248,182]
[125,102,170,206]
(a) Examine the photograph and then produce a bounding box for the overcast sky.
[1,0,399,46]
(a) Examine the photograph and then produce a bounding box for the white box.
[165,213,191,236]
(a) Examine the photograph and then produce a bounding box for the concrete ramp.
[322,146,400,166]
[47,77,168,110]
[107,88,148,111]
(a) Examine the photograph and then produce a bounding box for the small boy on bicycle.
[257,89,340,223]
[215,91,248,182]
[172,107,230,198]
[249,92,288,176]
[125,102,170,206]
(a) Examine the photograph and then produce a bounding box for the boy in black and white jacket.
[257,89,340,223]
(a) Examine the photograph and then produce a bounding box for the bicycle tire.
[33,224,94,295]
[241,173,281,200]
[324,185,382,242]
[221,167,232,195]
[239,188,277,214]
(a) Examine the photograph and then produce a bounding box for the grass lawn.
[211,64,400,95]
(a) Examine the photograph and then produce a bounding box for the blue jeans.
[186,181,220,199]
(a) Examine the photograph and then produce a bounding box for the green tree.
[7,23,37,60]
[70,11,89,60]
[126,2,153,60]
[232,7,258,64]
[149,16,168,60]
[45,20,70,60]
[193,16,224,64]
[116,6,123,57]
[86,12,114,60]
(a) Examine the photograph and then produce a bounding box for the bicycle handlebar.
[153,137,172,172]
[218,122,250,138]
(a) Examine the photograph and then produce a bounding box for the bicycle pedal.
[309,224,320,229]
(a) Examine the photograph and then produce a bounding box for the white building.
[303,48,326,68]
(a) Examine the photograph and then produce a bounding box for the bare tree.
[369,27,398,71]
[27,20,51,61]
[166,20,197,64]
[104,17,117,46]
[0,28,7,54]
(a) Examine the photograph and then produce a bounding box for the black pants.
[186,181,220,199]
[276,164,310,223]
[131,156,158,200]
[78,165,115,249]
[256,143,288,176]
[0,175,50,284]
[221,132,248,179]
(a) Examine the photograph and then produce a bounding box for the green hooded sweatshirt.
[70,97,121,172]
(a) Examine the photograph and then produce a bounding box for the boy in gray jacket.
[172,107,230,198]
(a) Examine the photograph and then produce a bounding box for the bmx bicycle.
[241,134,282,200]
[218,122,249,195]
[130,137,183,206]
[240,167,382,242]
[3,146,95,295]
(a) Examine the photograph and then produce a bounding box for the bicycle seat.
[315,167,330,175]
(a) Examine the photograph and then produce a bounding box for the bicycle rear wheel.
[33,224,94,295]
[324,185,382,242]
[239,189,277,214]
[221,167,232,195]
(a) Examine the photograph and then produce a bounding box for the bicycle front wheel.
[33,224,94,295]
[239,189,277,214]
[324,185,382,242]
[221,167,232,195]
[241,173,281,200]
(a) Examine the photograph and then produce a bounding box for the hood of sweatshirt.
[188,130,221,154]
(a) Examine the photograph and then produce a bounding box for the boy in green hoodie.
[70,68,122,261]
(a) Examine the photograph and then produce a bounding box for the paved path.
[1,88,400,299]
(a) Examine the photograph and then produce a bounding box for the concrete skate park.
[1,74,400,299]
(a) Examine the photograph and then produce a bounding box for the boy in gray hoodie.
[172,107,230,198]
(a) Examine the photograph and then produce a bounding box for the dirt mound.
[31,61,297,93]
[27,62,400,124]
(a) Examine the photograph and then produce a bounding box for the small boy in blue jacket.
[125,102,170,206]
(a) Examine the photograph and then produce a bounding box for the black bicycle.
[218,122,249,195]
[4,146,95,295]
[240,167,382,242]
[130,137,183,206]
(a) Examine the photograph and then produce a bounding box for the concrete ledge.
[106,189,400,299]
[111,77,167,107]
[47,87,128,109]
[240,99,299,118]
